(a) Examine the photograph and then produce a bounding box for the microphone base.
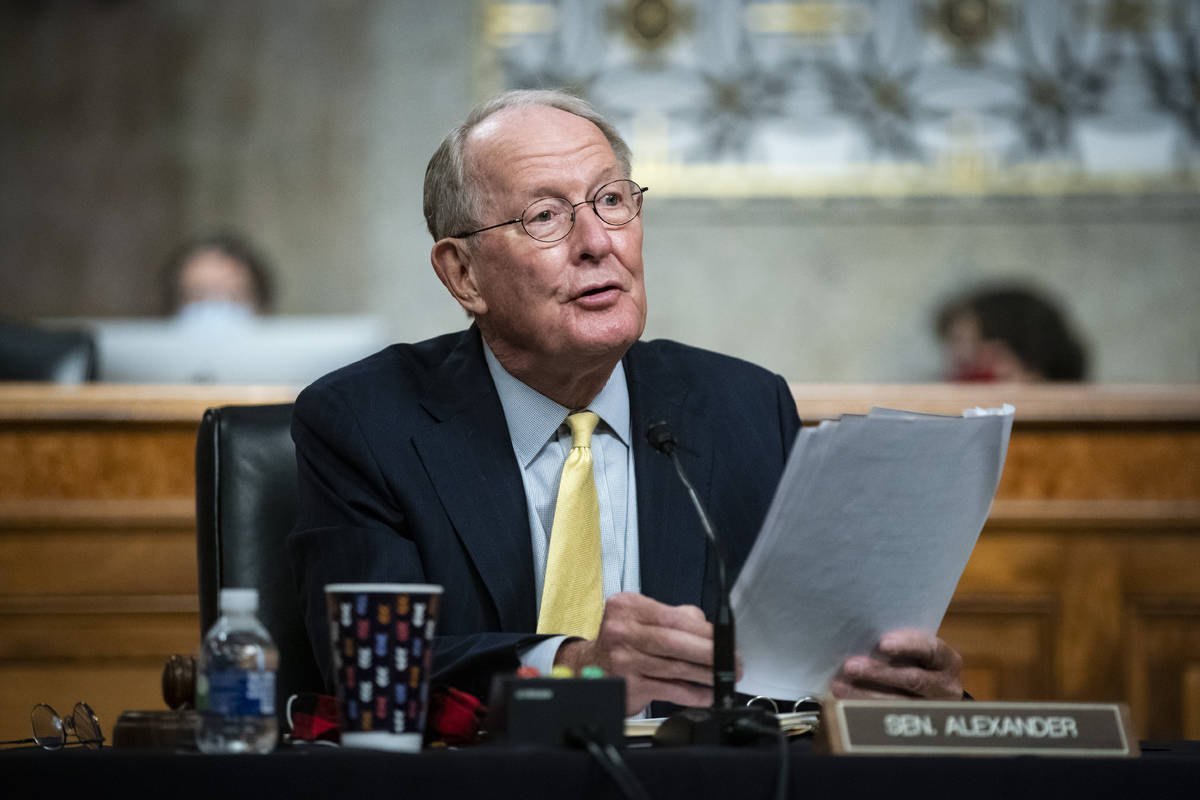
[651,706,780,748]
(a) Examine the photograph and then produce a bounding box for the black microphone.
[646,421,778,747]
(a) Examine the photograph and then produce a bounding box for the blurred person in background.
[161,231,275,324]
[935,283,1089,383]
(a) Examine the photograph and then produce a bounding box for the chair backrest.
[195,403,326,715]
[0,320,97,382]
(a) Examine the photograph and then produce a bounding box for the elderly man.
[288,89,963,715]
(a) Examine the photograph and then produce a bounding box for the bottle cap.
[219,587,259,613]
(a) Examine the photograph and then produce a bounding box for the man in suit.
[289,89,964,714]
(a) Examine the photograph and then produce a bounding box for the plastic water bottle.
[195,588,279,754]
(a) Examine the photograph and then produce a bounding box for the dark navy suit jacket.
[288,326,800,701]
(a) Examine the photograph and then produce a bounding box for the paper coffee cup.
[324,583,443,751]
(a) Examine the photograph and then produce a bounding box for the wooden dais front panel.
[0,385,295,744]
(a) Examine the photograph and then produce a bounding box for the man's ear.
[430,238,488,316]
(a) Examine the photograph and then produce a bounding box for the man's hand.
[830,629,963,700]
[554,592,725,715]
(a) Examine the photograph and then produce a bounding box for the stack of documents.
[732,405,1014,701]
[624,710,817,741]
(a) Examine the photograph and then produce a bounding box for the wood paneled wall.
[1,383,1197,744]
[0,385,294,744]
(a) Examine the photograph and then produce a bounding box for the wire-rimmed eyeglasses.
[0,702,104,750]
[453,179,648,243]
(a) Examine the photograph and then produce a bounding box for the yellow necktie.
[536,411,604,639]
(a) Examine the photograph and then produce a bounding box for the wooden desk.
[1,383,1197,743]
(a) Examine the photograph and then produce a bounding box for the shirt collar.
[482,338,631,468]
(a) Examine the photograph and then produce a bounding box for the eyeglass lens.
[29,702,103,750]
[521,179,644,242]
[31,704,65,749]
[71,702,104,749]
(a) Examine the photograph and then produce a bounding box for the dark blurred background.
[2,0,1198,383]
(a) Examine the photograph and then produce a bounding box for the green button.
[580,665,605,679]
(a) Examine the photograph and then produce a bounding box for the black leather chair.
[0,320,97,382]
[195,403,326,716]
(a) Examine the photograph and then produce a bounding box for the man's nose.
[570,203,614,260]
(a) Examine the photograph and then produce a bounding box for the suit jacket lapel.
[411,328,537,632]
[625,343,713,613]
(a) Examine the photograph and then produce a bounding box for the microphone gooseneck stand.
[646,422,780,747]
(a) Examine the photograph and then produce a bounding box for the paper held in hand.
[731,405,1015,700]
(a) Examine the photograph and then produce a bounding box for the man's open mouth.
[578,284,618,299]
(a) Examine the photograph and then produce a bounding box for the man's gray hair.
[422,89,633,242]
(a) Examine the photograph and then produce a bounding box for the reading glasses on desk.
[0,702,105,750]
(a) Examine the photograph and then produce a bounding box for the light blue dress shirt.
[482,341,640,675]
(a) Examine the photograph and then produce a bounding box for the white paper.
[731,405,1014,701]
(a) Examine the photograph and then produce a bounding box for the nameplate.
[820,700,1138,757]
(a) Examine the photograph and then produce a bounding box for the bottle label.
[197,670,276,716]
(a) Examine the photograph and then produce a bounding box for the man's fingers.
[626,677,713,714]
[626,649,714,687]
[877,630,958,672]
[843,661,950,698]
[839,657,920,697]
[610,592,710,635]
[570,593,725,710]
[600,593,714,665]
[633,623,714,665]
[839,650,963,700]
